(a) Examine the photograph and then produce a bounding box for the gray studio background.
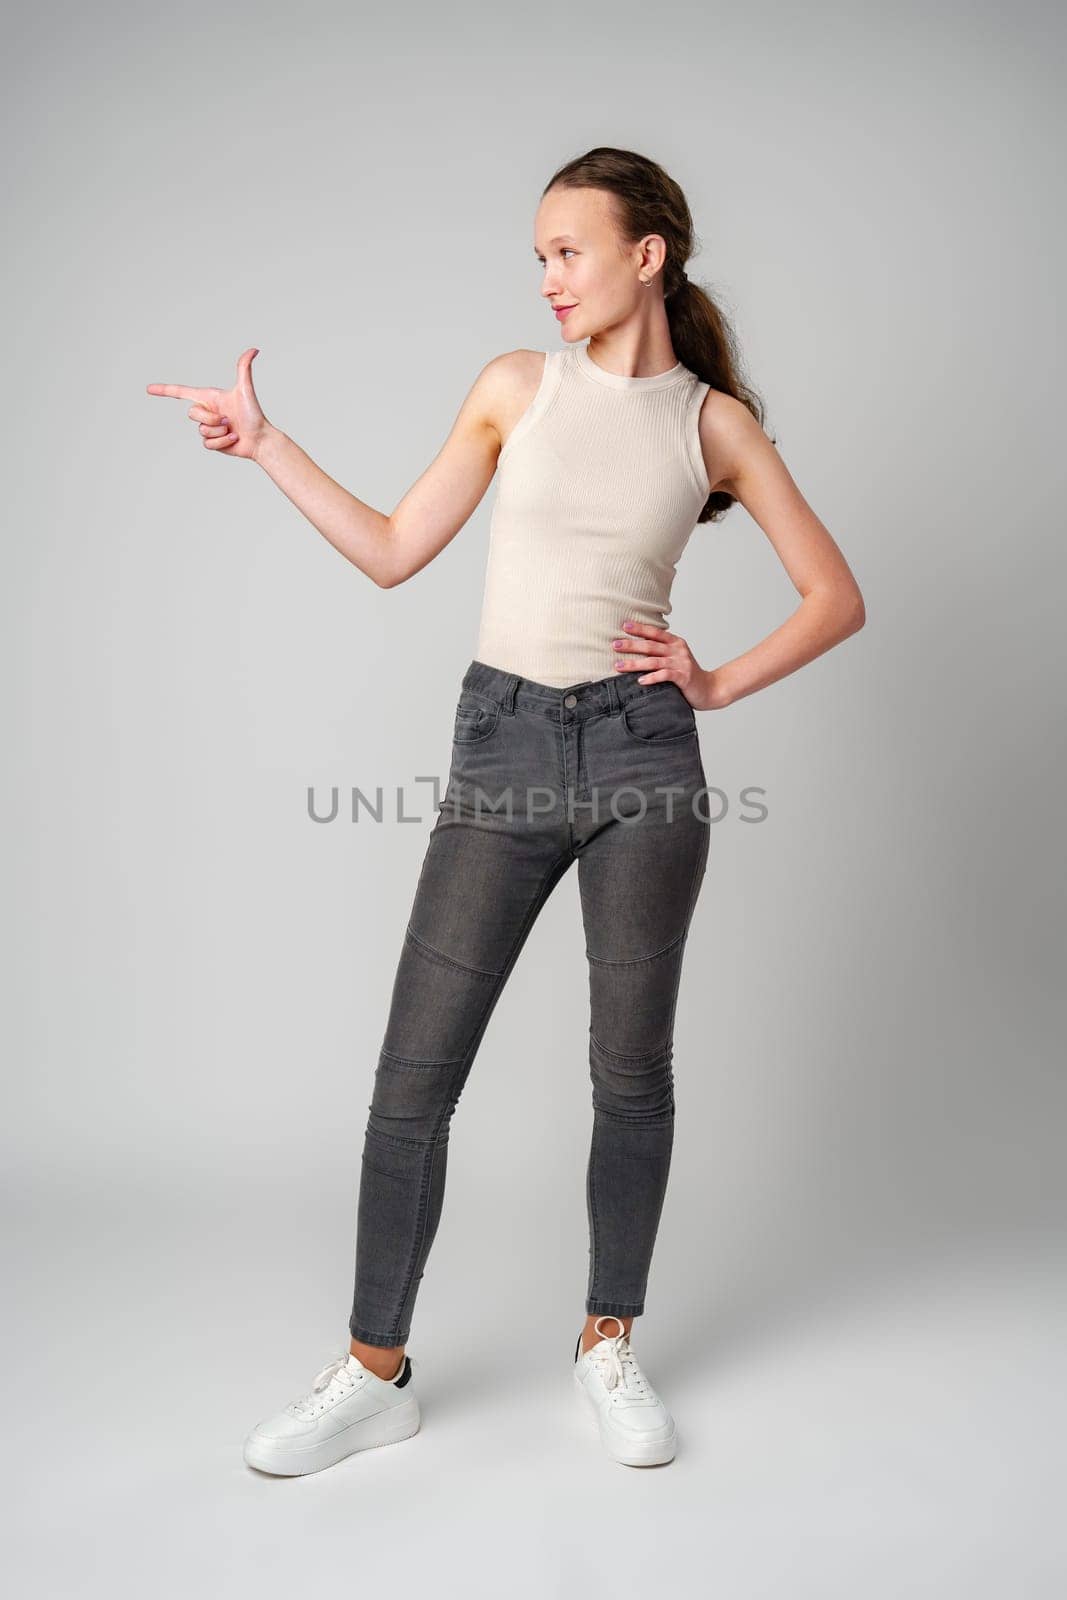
[5,1,1064,1595]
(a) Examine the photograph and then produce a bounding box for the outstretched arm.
[146,347,515,589]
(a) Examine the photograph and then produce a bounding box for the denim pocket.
[620,685,697,745]
[453,690,501,744]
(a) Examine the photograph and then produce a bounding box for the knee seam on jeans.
[403,924,507,980]
[589,1028,672,1063]
[585,928,687,968]
[379,1046,467,1069]
[364,1125,441,1151]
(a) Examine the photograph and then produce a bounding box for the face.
[533,185,662,340]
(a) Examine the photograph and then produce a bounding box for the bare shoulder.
[696,387,775,497]
[478,347,547,390]
[468,349,548,454]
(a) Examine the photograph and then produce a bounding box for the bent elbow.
[373,519,413,589]
[375,563,412,590]
[834,583,865,636]
[372,551,403,589]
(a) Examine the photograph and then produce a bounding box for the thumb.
[236,346,260,388]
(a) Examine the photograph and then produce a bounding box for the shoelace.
[288,1352,360,1418]
[589,1336,652,1400]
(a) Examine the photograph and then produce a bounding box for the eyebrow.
[533,235,577,253]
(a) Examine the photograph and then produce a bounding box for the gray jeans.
[349,658,711,1347]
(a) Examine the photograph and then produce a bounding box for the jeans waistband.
[461,658,675,723]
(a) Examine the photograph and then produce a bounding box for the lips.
[554,304,577,318]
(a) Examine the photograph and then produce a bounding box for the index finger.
[145,383,210,401]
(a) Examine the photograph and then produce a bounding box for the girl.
[148,146,865,1474]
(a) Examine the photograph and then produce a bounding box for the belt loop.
[502,673,519,714]
[605,675,620,714]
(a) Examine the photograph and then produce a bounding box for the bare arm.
[147,347,537,590]
[696,391,866,707]
[253,354,522,588]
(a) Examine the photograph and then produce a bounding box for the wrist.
[252,423,286,470]
[699,666,734,711]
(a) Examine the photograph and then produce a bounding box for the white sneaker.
[244,1348,420,1476]
[574,1316,677,1466]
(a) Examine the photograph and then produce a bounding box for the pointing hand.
[146,346,271,462]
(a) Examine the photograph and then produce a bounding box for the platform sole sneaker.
[573,1317,677,1467]
[244,1349,421,1477]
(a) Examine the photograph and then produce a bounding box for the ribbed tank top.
[473,340,711,689]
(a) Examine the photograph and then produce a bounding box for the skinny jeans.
[349,658,711,1347]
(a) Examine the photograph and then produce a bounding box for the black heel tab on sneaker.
[392,1355,413,1387]
[574,1333,583,1363]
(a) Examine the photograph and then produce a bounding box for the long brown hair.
[542,146,770,523]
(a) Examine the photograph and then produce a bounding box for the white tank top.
[473,341,711,689]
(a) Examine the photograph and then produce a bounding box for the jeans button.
[563,693,578,708]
